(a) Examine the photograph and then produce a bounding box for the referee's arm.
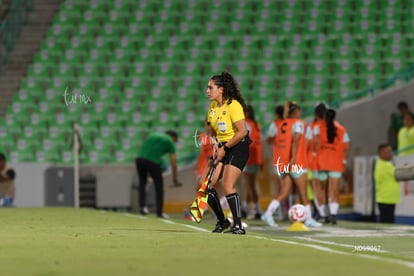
[225,119,248,149]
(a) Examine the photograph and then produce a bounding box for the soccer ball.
[288,204,307,222]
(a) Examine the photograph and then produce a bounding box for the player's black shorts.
[219,135,251,171]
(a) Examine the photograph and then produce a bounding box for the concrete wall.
[336,80,414,160]
[11,163,49,207]
[354,154,414,217]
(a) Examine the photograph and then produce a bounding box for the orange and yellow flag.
[189,180,209,223]
[189,162,217,223]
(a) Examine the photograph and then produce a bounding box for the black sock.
[226,193,242,228]
[207,189,226,222]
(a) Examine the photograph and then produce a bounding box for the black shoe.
[254,212,262,220]
[321,216,330,224]
[212,219,231,233]
[224,225,246,235]
[241,210,247,219]
[330,215,337,225]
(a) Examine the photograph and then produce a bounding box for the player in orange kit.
[313,108,350,224]
[242,105,263,219]
[266,105,285,220]
[306,103,327,220]
[262,101,322,228]
[193,119,214,184]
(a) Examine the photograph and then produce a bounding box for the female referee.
[205,71,251,235]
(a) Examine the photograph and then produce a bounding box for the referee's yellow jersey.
[207,99,245,143]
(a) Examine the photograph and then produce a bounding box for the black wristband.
[223,145,231,153]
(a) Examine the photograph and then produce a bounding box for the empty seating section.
[3,0,414,164]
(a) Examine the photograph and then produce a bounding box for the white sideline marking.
[122,213,209,232]
[123,213,147,219]
[297,236,355,249]
[162,219,210,232]
[311,227,414,238]
[254,236,348,255]
[296,236,389,253]
[181,224,210,232]
[121,214,414,270]
[252,235,414,269]
[163,220,414,270]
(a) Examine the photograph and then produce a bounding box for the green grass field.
[1,208,414,276]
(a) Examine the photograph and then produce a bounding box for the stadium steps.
[0,0,64,116]
[0,0,12,20]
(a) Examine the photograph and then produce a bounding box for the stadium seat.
[4,0,414,164]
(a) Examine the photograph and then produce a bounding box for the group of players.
[261,101,350,227]
[194,96,350,229]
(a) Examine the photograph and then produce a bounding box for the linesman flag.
[190,162,217,223]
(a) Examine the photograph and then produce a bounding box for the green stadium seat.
[112,150,128,164]
[59,151,73,164]
[6,0,414,164]
[86,150,110,164]
[10,151,35,163]
[79,62,101,78]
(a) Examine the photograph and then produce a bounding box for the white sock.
[305,204,312,220]
[329,202,339,215]
[220,196,229,210]
[318,204,326,217]
[266,200,280,216]
[313,198,323,217]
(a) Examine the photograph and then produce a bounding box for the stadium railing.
[394,143,414,156]
[329,65,414,110]
[297,64,414,119]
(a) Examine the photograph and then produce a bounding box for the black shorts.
[219,135,251,171]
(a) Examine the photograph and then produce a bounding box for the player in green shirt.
[374,143,401,223]
[135,130,181,218]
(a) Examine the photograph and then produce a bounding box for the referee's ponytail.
[211,71,246,110]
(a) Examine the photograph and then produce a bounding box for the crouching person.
[0,153,16,207]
